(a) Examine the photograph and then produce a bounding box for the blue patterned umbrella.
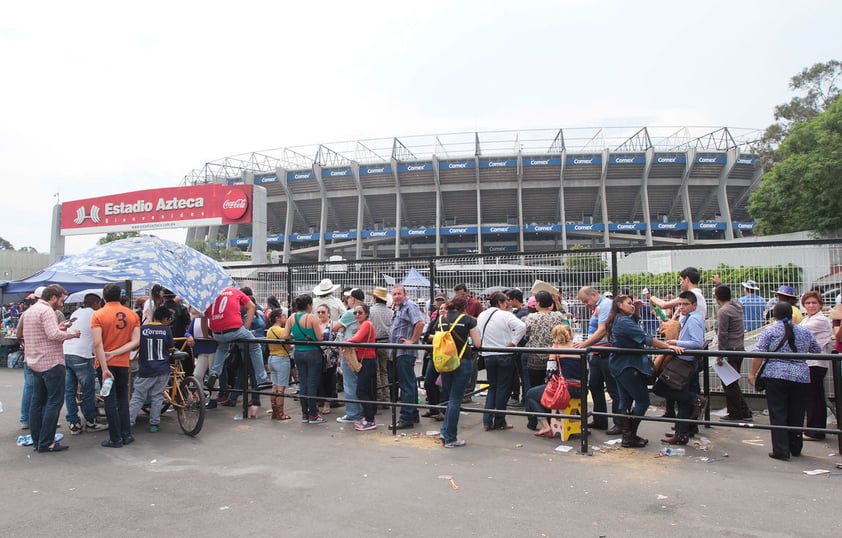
[48,235,234,311]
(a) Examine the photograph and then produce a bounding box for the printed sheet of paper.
[712,360,741,386]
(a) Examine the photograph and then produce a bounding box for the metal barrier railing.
[210,337,841,463]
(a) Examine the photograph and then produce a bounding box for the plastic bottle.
[658,447,685,456]
[100,378,114,397]
[0,400,4,413]
[652,304,669,322]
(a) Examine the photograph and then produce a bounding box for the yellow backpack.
[432,313,467,373]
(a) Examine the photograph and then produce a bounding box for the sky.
[1,0,839,255]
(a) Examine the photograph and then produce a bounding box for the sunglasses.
[353,310,365,315]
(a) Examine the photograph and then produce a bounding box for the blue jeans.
[295,349,322,418]
[20,363,33,426]
[483,354,516,428]
[588,354,620,428]
[29,364,66,451]
[210,327,269,386]
[268,355,291,387]
[614,367,650,416]
[395,354,419,424]
[103,366,132,443]
[520,353,531,400]
[357,359,377,422]
[440,357,473,443]
[64,354,97,424]
[341,357,362,420]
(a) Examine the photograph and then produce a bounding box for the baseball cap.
[343,288,365,301]
[434,292,447,301]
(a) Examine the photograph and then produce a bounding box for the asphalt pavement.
[1,367,840,537]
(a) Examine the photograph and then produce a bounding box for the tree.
[0,236,14,250]
[97,232,140,245]
[757,60,841,168]
[17,246,38,253]
[748,94,842,235]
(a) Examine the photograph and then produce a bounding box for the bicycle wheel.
[175,376,205,436]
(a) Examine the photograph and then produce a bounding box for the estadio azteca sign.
[60,184,253,236]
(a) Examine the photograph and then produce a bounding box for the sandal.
[534,429,552,437]
[278,414,292,421]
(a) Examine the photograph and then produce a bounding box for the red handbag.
[540,372,572,410]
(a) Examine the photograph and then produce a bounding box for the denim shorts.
[268,355,291,387]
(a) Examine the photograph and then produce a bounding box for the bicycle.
[164,350,206,436]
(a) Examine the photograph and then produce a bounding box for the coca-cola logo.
[222,188,249,220]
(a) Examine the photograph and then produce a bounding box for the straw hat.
[313,279,340,296]
[372,287,389,301]
[829,303,842,321]
[531,279,558,296]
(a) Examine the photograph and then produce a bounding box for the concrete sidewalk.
[1,368,840,537]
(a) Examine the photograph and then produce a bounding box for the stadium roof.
[182,126,762,183]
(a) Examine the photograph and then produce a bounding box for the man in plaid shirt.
[20,285,80,453]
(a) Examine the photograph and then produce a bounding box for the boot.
[620,415,645,448]
[627,415,648,447]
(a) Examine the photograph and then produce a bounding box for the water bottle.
[658,447,685,456]
[652,304,669,322]
[100,378,114,397]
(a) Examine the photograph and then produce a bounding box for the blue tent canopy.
[1,269,115,294]
[400,267,430,288]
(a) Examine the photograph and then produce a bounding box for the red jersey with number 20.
[206,287,250,333]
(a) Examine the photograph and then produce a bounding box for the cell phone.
[66,318,75,326]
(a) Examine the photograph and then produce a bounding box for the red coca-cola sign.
[61,183,254,236]
[221,188,250,220]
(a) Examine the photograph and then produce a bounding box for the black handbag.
[658,356,696,390]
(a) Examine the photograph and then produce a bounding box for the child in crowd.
[129,306,174,433]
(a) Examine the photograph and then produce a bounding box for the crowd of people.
[9,269,841,457]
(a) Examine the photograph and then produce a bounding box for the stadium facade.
[181,127,763,262]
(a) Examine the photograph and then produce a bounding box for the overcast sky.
[1,0,839,255]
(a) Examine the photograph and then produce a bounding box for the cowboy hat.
[741,280,760,291]
[313,279,340,296]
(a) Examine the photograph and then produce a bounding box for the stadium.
[180,127,763,262]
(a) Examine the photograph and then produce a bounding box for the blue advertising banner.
[290,233,320,242]
[479,159,514,169]
[440,225,478,236]
[566,223,605,232]
[397,162,433,173]
[231,238,252,246]
[652,222,689,231]
[322,168,353,178]
[565,155,602,166]
[609,155,645,165]
[736,156,756,166]
[287,170,315,180]
[226,178,245,185]
[695,154,726,165]
[732,221,757,231]
[254,175,278,185]
[267,234,284,243]
[694,221,726,231]
[609,222,646,232]
[484,244,518,253]
[526,224,562,233]
[361,229,397,239]
[359,165,392,175]
[439,161,476,170]
[326,231,357,240]
[653,154,687,164]
[401,227,435,238]
[481,225,519,234]
[523,157,562,167]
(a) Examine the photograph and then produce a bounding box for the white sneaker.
[336,415,358,423]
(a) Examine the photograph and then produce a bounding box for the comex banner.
[60,184,254,236]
